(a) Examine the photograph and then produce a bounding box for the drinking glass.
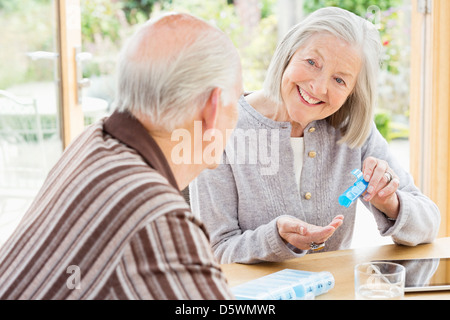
[354,262,405,300]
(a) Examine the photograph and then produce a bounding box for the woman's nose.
[310,75,328,96]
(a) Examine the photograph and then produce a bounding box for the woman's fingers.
[328,215,344,229]
[362,157,399,201]
[363,157,388,200]
[277,216,344,251]
[361,157,401,218]
[306,225,336,244]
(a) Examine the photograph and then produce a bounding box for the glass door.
[0,0,63,245]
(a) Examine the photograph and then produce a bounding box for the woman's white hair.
[263,7,382,148]
[113,13,241,132]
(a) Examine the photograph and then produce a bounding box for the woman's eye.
[336,78,345,85]
[307,59,315,66]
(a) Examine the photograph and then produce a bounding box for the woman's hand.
[362,156,400,219]
[276,215,344,251]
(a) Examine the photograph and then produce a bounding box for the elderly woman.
[190,7,440,264]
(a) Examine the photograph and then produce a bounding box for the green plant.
[374,111,391,142]
[121,0,164,24]
[81,0,125,43]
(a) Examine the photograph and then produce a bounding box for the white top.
[290,137,304,192]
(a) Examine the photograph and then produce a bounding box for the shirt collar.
[103,110,179,190]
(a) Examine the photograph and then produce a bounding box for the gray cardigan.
[190,96,440,264]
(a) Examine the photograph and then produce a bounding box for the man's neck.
[151,134,204,190]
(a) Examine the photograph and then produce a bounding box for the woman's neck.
[246,90,305,137]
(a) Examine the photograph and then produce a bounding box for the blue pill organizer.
[338,169,369,208]
[231,269,335,300]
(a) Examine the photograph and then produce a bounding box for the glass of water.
[355,262,405,300]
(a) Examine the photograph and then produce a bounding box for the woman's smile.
[297,86,324,106]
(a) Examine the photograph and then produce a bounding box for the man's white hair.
[113,13,241,132]
[263,7,382,148]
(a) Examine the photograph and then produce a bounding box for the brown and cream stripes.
[0,111,233,300]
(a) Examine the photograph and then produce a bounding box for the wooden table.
[221,237,450,300]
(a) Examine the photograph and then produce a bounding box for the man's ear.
[201,88,221,131]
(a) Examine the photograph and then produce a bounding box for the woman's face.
[281,33,362,127]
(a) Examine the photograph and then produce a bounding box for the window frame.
[410,0,450,237]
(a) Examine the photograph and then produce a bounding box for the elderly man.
[0,13,242,299]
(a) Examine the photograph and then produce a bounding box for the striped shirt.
[0,111,233,300]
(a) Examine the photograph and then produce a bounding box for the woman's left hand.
[362,156,400,219]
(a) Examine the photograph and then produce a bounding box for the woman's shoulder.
[237,93,291,130]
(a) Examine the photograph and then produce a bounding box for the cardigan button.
[304,192,312,200]
[308,151,317,158]
[308,127,316,133]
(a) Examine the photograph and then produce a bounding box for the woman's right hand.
[276,215,344,251]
